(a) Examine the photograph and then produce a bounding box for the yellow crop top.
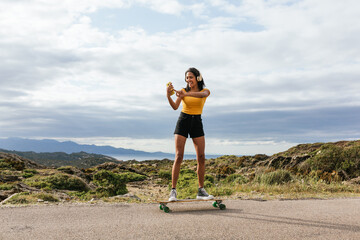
[181,88,210,115]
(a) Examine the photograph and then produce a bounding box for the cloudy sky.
[1,0,359,156]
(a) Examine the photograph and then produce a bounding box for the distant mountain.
[0,149,119,168]
[0,137,173,158]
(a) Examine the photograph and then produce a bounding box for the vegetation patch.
[174,169,198,199]
[24,173,89,191]
[5,192,59,204]
[306,143,360,180]
[158,170,172,181]
[0,158,25,170]
[22,169,38,178]
[255,170,293,185]
[1,140,360,204]
[0,183,15,190]
[120,172,147,182]
[225,174,249,185]
[93,170,128,197]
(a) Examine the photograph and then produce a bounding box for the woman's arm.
[176,89,210,98]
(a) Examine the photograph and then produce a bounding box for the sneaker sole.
[196,196,214,200]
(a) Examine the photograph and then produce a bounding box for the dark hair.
[184,67,206,92]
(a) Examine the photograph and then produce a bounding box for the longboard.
[157,198,226,213]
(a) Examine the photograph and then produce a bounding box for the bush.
[255,170,293,185]
[205,174,215,183]
[308,144,343,172]
[93,170,128,197]
[36,193,59,202]
[216,166,236,176]
[210,187,233,196]
[306,144,360,179]
[6,192,59,204]
[0,183,15,190]
[57,166,78,175]
[0,160,11,169]
[120,172,147,182]
[225,174,248,184]
[159,170,172,181]
[24,174,89,191]
[22,169,38,178]
[0,158,25,170]
[173,169,198,199]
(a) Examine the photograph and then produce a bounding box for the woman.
[166,67,213,201]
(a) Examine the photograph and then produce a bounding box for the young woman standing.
[166,67,213,201]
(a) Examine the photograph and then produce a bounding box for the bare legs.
[193,136,206,188]
[171,134,206,189]
[171,134,186,188]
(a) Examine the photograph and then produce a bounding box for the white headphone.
[197,73,202,82]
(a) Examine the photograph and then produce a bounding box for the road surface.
[1,198,360,239]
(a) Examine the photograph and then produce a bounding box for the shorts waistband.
[180,112,201,117]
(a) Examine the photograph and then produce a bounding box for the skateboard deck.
[157,198,225,213]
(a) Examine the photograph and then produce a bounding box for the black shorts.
[174,112,205,138]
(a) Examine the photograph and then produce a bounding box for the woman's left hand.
[175,90,186,98]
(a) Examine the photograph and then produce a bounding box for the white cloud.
[0,0,359,155]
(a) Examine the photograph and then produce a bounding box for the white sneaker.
[196,188,214,200]
[168,189,177,201]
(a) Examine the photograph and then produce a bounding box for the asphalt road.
[1,198,360,240]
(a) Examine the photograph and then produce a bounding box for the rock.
[0,193,19,205]
[111,193,141,201]
[0,175,19,183]
[348,177,360,185]
[15,183,41,192]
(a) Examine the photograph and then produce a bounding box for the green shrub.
[203,174,215,188]
[0,183,15,190]
[68,191,94,201]
[159,170,172,181]
[57,166,78,175]
[216,166,236,176]
[341,145,360,177]
[22,169,38,178]
[6,192,58,204]
[307,144,343,172]
[210,187,233,196]
[255,170,293,185]
[306,144,360,179]
[205,174,215,183]
[225,174,248,184]
[0,158,25,170]
[0,160,11,169]
[36,193,59,202]
[174,169,198,199]
[120,172,147,182]
[24,174,89,191]
[93,170,128,197]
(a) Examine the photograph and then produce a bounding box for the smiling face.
[186,71,198,90]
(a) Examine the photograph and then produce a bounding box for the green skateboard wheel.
[219,204,226,210]
[159,204,163,210]
[163,206,170,213]
[212,201,218,208]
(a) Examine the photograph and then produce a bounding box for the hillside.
[1,140,359,205]
[0,137,172,158]
[0,149,120,168]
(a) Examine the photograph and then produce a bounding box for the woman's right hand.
[167,83,175,97]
